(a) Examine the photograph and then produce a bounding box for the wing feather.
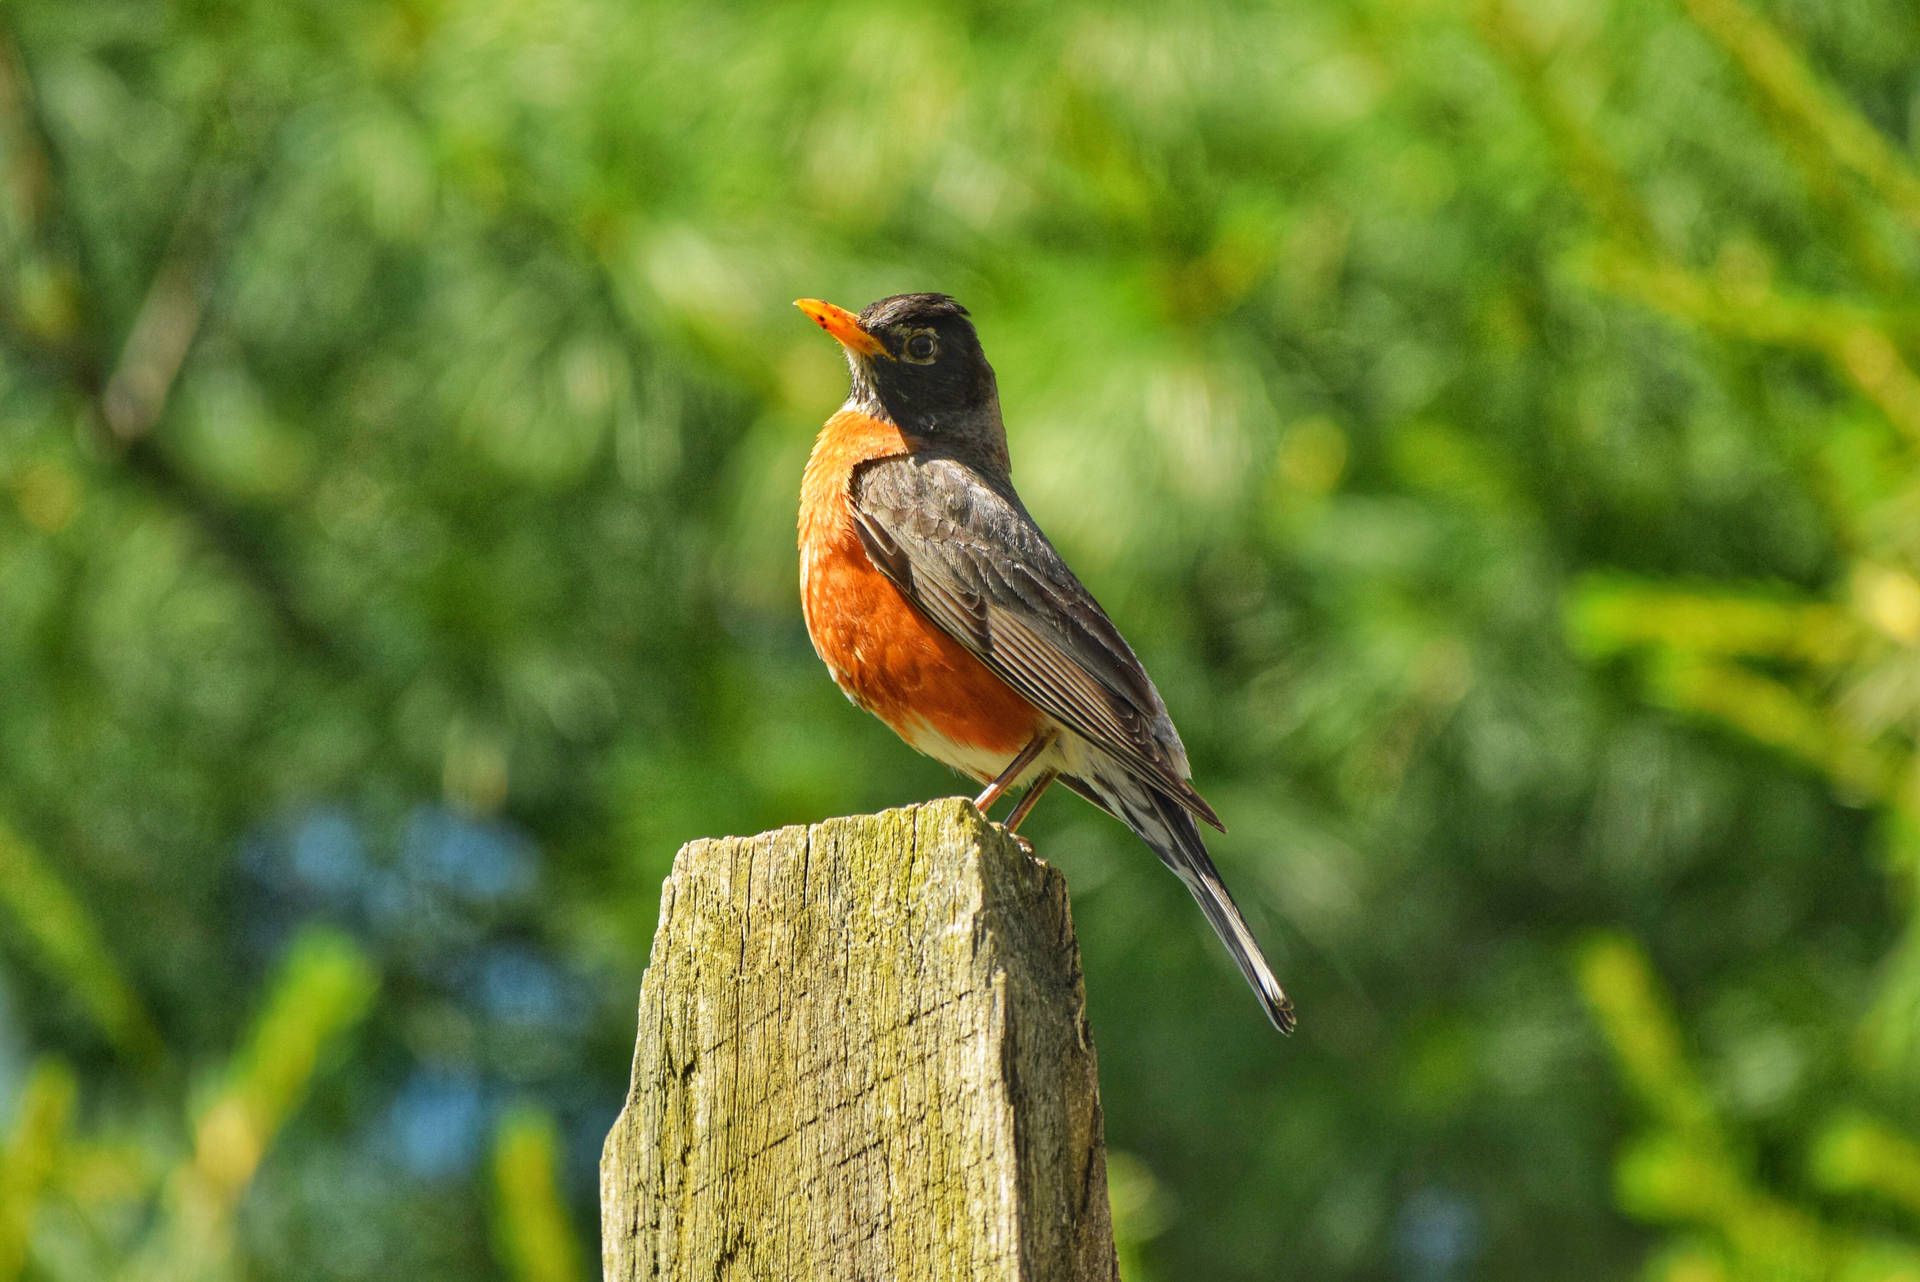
[850,453,1222,830]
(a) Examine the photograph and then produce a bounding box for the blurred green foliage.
[0,0,1916,1277]
[0,931,373,1282]
[490,1106,586,1282]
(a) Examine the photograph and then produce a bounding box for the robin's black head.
[796,293,1006,463]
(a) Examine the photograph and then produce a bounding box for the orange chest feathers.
[797,409,1038,767]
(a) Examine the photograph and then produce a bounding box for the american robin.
[794,293,1295,1034]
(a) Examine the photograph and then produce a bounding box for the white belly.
[898,714,1071,788]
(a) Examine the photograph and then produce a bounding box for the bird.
[793,292,1295,1034]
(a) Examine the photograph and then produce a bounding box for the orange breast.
[798,409,1041,774]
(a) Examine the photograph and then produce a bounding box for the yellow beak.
[794,298,889,360]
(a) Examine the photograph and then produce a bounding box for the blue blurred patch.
[398,806,535,906]
[290,807,370,900]
[1394,1186,1482,1282]
[475,946,570,1029]
[385,1070,487,1181]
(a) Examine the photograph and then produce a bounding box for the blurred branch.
[1577,936,1723,1150]
[1677,0,1920,237]
[1569,579,1858,666]
[0,20,108,387]
[1568,574,1911,808]
[126,930,377,1282]
[98,101,271,447]
[1651,655,1904,806]
[1473,0,1659,249]
[1483,0,1920,448]
[0,14,346,667]
[1573,244,1920,448]
[1665,0,1908,290]
[0,1060,77,1282]
[1812,1112,1920,1221]
[490,1106,588,1282]
[1611,1133,1831,1275]
[188,931,378,1206]
[1580,938,1920,1279]
[101,256,206,444]
[0,815,165,1068]
[0,29,50,232]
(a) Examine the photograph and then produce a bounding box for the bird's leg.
[972,731,1056,815]
[1002,769,1058,834]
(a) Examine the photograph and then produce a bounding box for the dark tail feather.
[1069,770,1297,1034]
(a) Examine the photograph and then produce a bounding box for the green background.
[2,0,1918,1277]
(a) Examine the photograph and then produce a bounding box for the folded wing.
[849,452,1222,830]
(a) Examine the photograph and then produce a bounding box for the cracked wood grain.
[600,799,1118,1282]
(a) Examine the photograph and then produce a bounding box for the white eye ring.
[903,331,938,363]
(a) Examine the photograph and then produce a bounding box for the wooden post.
[600,798,1118,1282]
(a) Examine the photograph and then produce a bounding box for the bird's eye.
[904,332,937,362]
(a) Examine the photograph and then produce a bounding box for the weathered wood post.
[600,798,1118,1281]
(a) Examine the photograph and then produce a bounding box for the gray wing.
[849,453,1222,830]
